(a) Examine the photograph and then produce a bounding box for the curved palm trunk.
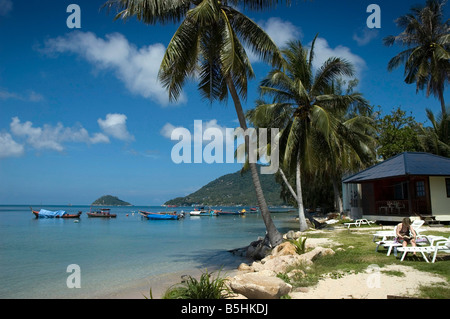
[295,153,308,232]
[226,77,283,247]
[279,167,308,231]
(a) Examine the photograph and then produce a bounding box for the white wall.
[430,176,450,221]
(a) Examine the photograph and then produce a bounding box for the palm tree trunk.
[332,178,343,214]
[226,76,283,247]
[279,167,309,231]
[295,153,309,232]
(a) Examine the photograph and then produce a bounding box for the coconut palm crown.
[383,0,450,115]
[104,0,288,246]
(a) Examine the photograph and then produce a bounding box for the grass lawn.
[279,223,450,299]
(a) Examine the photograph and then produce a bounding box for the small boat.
[87,208,117,218]
[217,209,245,216]
[31,207,82,219]
[189,209,218,216]
[139,211,180,220]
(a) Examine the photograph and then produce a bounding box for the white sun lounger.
[397,236,450,263]
[345,219,375,228]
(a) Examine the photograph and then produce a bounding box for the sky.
[0,0,449,205]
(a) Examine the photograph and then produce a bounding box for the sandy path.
[290,264,447,299]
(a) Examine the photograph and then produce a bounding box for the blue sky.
[0,0,448,205]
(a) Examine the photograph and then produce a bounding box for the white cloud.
[160,123,181,139]
[0,0,12,16]
[309,37,367,78]
[98,113,134,142]
[0,88,44,102]
[263,17,302,48]
[353,28,379,46]
[9,117,110,152]
[161,120,233,141]
[42,31,183,106]
[0,132,24,158]
[247,17,301,63]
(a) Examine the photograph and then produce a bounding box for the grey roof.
[343,152,450,183]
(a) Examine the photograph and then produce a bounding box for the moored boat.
[87,208,117,218]
[139,210,180,220]
[31,208,82,219]
[189,209,218,216]
[217,209,245,216]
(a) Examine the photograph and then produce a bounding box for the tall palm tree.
[419,107,450,156]
[384,0,450,115]
[316,80,376,213]
[247,38,374,230]
[104,0,285,246]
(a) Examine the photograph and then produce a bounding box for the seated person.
[396,217,417,253]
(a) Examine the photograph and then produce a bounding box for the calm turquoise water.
[0,205,295,298]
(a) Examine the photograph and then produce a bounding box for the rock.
[238,263,253,272]
[229,273,292,299]
[285,230,296,240]
[271,242,297,257]
[246,237,272,260]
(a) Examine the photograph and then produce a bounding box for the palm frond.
[104,0,192,25]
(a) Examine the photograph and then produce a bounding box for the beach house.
[342,152,450,223]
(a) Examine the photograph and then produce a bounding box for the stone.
[246,237,272,260]
[229,273,292,299]
[238,263,253,272]
[271,241,298,257]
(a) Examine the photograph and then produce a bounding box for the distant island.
[91,195,132,206]
[164,166,286,206]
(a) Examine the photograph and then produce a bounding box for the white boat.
[189,209,218,216]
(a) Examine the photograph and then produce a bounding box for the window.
[416,181,425,197]
[446,178,450,197]
[394,182,408,200]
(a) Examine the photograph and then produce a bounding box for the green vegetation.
[162,269,231,299]
[277,227,450,298]
[165,166,286,206]
[383,0,450,115]
[288,237,307,255]
[91,195,131,206]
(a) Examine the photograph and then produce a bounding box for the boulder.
[271,241,298,257]
[246,237,272,260]
[229,273,292,299]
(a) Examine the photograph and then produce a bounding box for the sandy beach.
[99,225,450,299]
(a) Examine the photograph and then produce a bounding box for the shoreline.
[96,261,243,299]
[98,225,450,299]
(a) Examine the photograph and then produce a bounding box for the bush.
[162,269,232,299]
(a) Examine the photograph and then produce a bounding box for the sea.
[0,205,297,299]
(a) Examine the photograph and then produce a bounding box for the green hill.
[164,167,285,206]
[91,195,131,206]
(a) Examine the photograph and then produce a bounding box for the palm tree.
[419,107,450,156]
[104,0,285,246]
[383,0,450,115]
[317,80,377,213]
[247,37,374,230]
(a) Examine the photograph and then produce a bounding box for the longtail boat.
[31,207,82,219]
[87,208,117,218]
[217,209,246,216]
[139,210,180,220]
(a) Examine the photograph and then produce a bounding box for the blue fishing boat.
[31,207,82,219]
[139,211,180,220]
